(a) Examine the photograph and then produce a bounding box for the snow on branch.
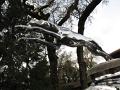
[15,25,61,39]
[18,37,57,48]
[15,20,111,60]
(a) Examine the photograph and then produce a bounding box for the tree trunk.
[45,35,58,90]
[77,0,102,89]
[77,47,88,89]
[47,46,58,90]
[77,20,88,89]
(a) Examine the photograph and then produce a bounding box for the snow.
[58,27,92,41]
[15,19,111,60]
[95,71,120,81]
[29,19,50,27]
[15,20,93,43]
[15,25,61,39]
[86,85,116,90]
[0,65,8,73]
[95,74,112,81]
[29,19,92,41]
[25,0,38,8]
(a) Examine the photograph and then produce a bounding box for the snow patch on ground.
[86,85,116,90]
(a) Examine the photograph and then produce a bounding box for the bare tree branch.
[15,20,111,60]
[58,0,79,26]
[15,25,61,39]
[22,0,54,20]
[19,37,57,48]
[78,0,102,33]
[39,0,55,10]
